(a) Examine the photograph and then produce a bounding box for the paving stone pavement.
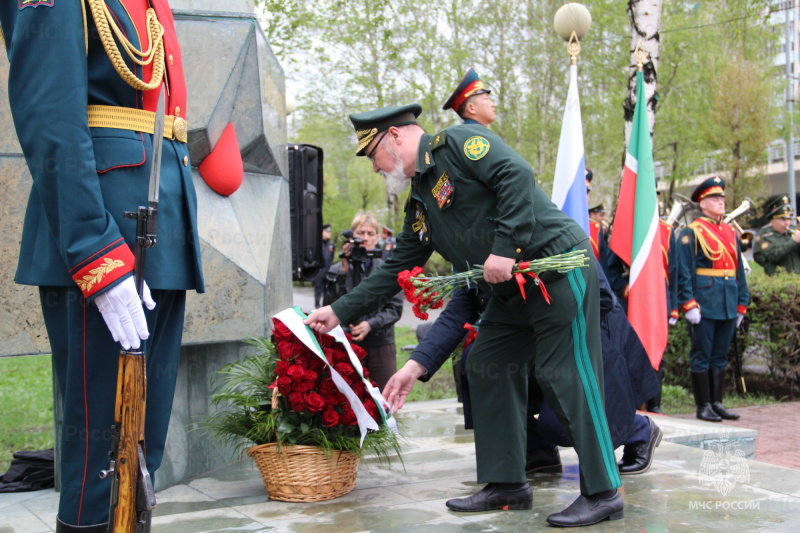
[675,402,800,470]
[4,399,800,532]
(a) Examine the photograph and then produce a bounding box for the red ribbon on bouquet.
[514,261,552,304]
[463,323,478,351]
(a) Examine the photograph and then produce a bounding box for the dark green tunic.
[753,226,800,275]
[332,124,620,494]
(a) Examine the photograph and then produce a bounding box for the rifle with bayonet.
[99,87,165,533]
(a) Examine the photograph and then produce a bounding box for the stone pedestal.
[0,3,291,490]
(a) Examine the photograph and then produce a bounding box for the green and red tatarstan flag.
[609,70,667,370]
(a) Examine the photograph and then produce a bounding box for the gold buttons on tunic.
[183,156,189,166]
[174,106,181,116]
[516,248,522,254]
[169,54,174,65]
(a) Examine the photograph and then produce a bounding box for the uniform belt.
[87,105,188,143]
[696,268,735,277]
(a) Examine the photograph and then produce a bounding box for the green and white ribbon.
[274,307,396,446]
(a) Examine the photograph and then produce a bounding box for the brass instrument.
[723,198,755,274]
[665,199,684,227]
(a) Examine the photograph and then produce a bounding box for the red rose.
[362,367,370,379]
[306,392,325,413]
[275,360,291,376]
[317,332,337,347]
[288,391,307,411]
[277,376,293,395]
[294,380,315,393]
[271,320,293,342]
[303,369,318,382]
[334,363,355,381]
[319,377,338,396]
[286,364,306,381]
[322,347,337,364]
[305,354,325,371]
[341,405,358,426]
[275,340,295,361]
[350,380,367,398]
[325,394,339,408]
[321,409,340,427]
[364,400,379,421]
[351,343,367,361]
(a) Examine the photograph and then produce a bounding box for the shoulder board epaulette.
[429,131,447,151]
[688,220,702,229]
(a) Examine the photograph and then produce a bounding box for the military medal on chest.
[432,171,454,208]
[411,201,428,241]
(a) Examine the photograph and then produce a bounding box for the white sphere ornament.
[553,3,592,41]
[285,94,297,116]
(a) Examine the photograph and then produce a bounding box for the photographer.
[323,212,403,390]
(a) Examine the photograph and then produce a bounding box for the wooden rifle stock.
[101,350,155,532]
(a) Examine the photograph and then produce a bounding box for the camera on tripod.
[339,229,382,262]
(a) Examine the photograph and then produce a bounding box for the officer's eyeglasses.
[366,131,388,163]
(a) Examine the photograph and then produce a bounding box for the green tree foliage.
[258,0,781,232]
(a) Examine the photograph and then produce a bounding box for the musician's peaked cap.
[769,202,795,219]
[691,175,725,203]
[350,104,422,156]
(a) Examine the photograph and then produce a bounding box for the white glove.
[668,317,678,326]
[94,277,156,350]
[685,307,701,325]
[736,313,745,328]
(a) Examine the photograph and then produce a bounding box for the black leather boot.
[56,518,109,533]
[710,368,740,420]
[691,371,721,422]
[646,367,664,414]
[445,482,532,512]
[525,446,562,474]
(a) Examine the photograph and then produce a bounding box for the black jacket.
[323,256,403,347]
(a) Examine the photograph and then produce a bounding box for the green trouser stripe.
[566,268,622,487]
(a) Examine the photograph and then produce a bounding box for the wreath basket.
[244,389,360,502]
[246,443,360,502]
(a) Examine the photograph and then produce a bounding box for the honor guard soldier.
[443,67,495,126]
[588,203,608,262]
[753,197,800,275]
[1,2,204,531]
[676,177,748,423]
[306,104,623,527]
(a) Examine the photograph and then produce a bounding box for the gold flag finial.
[567,31,581,65]
[633,39,647,71]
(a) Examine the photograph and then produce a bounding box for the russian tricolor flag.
[551,63,589,235]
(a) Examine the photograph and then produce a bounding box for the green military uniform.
[334,105,620,496]
[753,202,800,275]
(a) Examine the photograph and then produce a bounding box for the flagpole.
[552,3,592,233]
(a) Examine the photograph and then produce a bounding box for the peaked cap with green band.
[769,202,795,219]
[763,195,790,216]
[349,103,422,156]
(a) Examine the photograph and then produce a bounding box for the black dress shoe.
[618,417,663,475]
[446,482,532,512]
[525,446,562,474]
[712,401,740,420]
[546,489,624,527]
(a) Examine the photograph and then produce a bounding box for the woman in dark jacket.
[324,212,403,390]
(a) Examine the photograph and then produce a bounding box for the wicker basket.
[247,443,360,502]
